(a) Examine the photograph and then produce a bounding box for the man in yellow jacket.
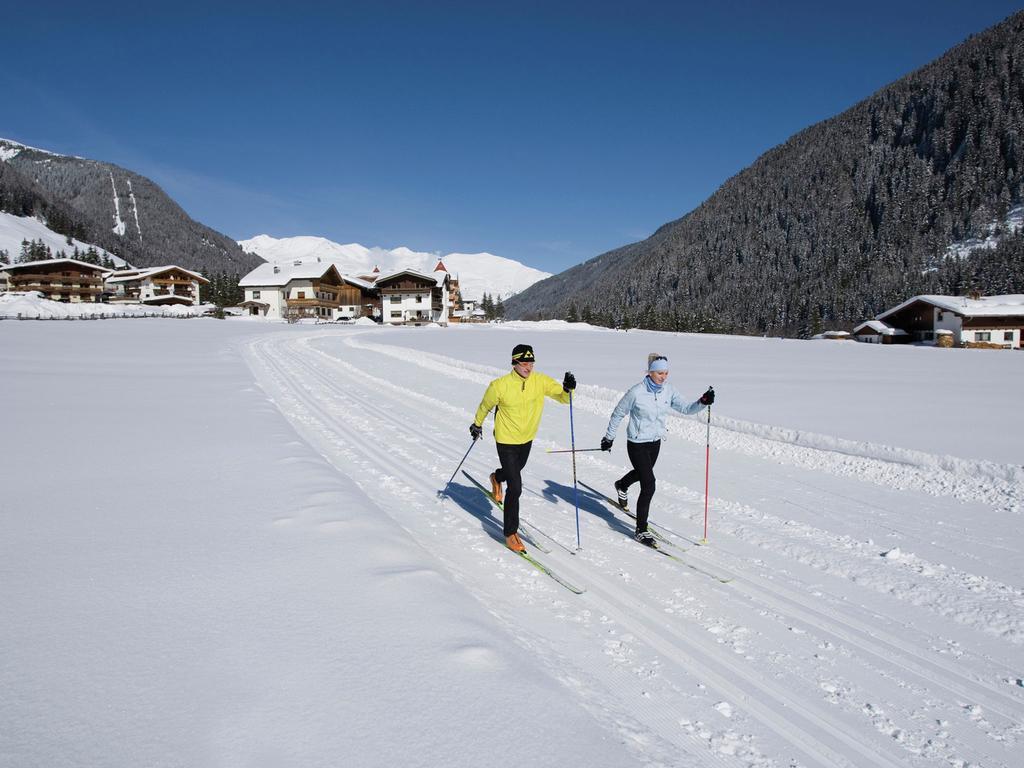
[470,343,576,552]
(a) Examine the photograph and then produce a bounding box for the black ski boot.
[634,530,657,548]
[614,480,629,510]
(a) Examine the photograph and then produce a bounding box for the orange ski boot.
[489,472,504,503]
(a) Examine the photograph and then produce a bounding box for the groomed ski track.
[244,328,1023,768]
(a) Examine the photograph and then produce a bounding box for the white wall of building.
[383,291,435,324]
[244,287,285,319]
[962,327,1019,346]
[933,308,964,344]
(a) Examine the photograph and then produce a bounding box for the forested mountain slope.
[0,139,260,275]
[506,11,1024,336]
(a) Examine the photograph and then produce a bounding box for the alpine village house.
[853,294,1024,349]
[0,259,208,306]
[238,259,458,325]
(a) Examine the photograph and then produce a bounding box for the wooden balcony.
[16,281,104,293]
[9,272,103,283]
[286,297,340,309]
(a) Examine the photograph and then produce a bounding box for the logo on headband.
[511,344,535,363]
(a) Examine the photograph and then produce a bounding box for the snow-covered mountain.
[0,211,126,267]
[238,234,550,301]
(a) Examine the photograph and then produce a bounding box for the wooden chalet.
[104,265,209,306]
[0,258,107,303]
[872,294,1024,349]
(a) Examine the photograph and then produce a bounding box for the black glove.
[562,371,576,392]
[469,423,483,440]
[600,437,613,452]
[699,387,715,406]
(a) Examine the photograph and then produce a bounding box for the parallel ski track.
[342,335,1024,648]
[310,334,1024,730]
[247,331,1023,767]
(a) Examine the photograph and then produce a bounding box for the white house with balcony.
[103,265,209,306]
[374,264,451,325]
[238,259,379,321]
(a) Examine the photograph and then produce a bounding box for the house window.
[390,295,400,303]
[976,332,991,342]
[416,296,423,303]
[390,311,402,318]
[1004,331,1014,342]
[297,291,305,299]
[252,290,261,299]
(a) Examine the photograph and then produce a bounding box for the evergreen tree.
[480,292,494,319]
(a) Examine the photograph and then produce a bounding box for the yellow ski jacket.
[474,370,571,444]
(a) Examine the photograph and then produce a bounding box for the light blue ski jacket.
[604,379,706,443]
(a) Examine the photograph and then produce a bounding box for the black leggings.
[495,441,533,536]
[619,440,661,533]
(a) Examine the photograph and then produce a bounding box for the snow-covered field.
[2,319,1021,767]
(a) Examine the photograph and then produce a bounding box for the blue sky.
[3,1,1022,273]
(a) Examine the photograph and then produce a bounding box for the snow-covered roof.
[853,320,908,335]
[105,265,209,284]
[374,268,445,287]
[1,258,107,273]
[341,275,376,290]
[141,294,194,305]
[239,260,342,287]
[878,294,1024,320]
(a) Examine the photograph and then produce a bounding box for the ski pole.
[438,437,478,498]
[545,447,604,454]
[702,387,713,543]
[569,390,581,550]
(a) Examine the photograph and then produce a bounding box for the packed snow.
[238,233,551,301]
[2,319,1021,767]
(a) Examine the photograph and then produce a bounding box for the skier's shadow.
[436,481,506,545]
[538,480,633,536]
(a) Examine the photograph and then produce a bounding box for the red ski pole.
[702,389,713,544]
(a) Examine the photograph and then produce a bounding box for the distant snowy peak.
[238,234,550,300]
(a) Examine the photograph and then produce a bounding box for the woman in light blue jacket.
[600,354,714,546]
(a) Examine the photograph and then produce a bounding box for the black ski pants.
[619,439,661,534]
[494,440,533,537]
